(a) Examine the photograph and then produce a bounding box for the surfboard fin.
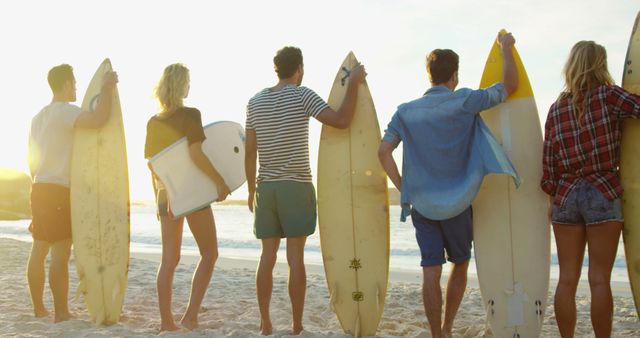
[484,299,495,332]
[118,273,127,302]
[74,279,86,303]
[74,267,87,303]
[95,307,106,326]
[535,299,544,328]
[329,282,338,313]
[376,284,384,313]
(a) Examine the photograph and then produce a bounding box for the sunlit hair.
[274,47,303,79]
[47,64,74,93]
[561,41,614,123]
[426,49,459,85]
[154,63,190,112]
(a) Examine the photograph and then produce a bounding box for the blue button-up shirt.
[382,83,521,221]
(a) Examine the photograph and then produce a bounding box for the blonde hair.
[154,63,190,112]
[561,41,614,124]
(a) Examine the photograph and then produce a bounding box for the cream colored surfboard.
[472,32,550,337]
[70,59,129,325]
[318,52,389,337]
[620,11,640,318]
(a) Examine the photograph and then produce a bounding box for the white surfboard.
[71,59,130,325]
[318,52,390,337]
[620,10,640,318]
[148,121,246,218]
[472,32,551,337]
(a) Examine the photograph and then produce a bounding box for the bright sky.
[0,0,637,201]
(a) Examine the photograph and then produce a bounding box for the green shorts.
[253,181,317,239]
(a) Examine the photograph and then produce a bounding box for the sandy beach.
[0,237,638,337]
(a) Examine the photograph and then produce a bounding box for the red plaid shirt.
[541,85,640,206]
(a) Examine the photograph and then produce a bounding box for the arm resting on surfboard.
[75,71,118,129]
[188,141,230,201]
[498,32,518,96]
[245,129,257,212]
[378,141,401,191]
[316,64,367,129]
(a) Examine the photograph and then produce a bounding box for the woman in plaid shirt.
[542,41,640,337]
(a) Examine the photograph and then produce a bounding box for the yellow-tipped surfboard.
[318,52,390,337]
[620,11,640,318]
[70,59,130,325]
[472,31,550,337]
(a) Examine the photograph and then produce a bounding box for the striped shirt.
[246,84,329,183]
[541,85,640,206]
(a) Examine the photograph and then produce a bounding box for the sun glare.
[0,168,29,181]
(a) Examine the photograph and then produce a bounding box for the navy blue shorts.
[552,180,623,226]
[411,207,473,267]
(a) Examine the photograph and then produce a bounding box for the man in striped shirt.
[245,46,365,335]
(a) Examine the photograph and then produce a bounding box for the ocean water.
[0,203,629,283]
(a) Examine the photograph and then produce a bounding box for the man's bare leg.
[442,261,469,336]
[49,239,72,322]
[257,238,280,335]
[27,240,50,317]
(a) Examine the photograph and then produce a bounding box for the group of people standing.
[26,29,640,338]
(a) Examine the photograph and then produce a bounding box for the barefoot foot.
[180,317,198,331]
[34,308,49,318]
[54,311,73,323]
[160,321,181,332]
[292,325,304,335]
[260,321,273,336]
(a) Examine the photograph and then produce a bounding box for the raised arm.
[498,32,518,96]
[316,64,367,129]
[74,71,118,129]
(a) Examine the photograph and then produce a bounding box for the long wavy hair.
[561,41,614,124]
[154,63,190,113]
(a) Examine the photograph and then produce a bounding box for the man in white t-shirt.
[27,64,117,322]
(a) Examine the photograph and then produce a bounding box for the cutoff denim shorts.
[551,180,623,226]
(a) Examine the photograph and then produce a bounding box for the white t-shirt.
[29,102,83,187]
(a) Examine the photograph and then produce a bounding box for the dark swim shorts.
[253,181,317,239]
[29,183,72,243]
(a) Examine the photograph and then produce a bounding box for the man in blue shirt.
[378,32,519,338]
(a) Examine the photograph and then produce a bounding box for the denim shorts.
[411,207,473,267]
[552,180,623,226]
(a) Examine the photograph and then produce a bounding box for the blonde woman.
[144,64,230,331]
[541,41,640,337]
